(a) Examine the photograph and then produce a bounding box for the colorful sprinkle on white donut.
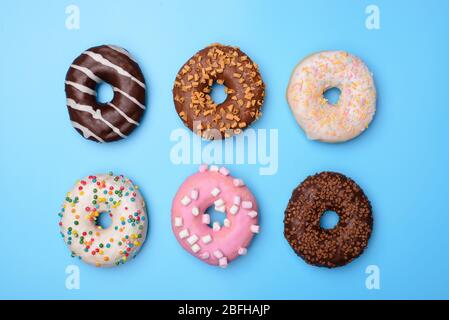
[171,165,259,268]
[287,51,376,143]
[58,173,148,267]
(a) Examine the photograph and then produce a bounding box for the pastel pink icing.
[287,51,376,143]
[171,165,259,268]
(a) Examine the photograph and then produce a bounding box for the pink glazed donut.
[171,165,260,268]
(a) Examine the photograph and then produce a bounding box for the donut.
[173,43,265,140]
[286,51,376,143]
[65,45,146,143]
[58,173,148,267]
[171,165,260,268]
[284,172,373,268]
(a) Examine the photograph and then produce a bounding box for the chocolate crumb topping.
[173,43,265,139]
[284,172,373,268]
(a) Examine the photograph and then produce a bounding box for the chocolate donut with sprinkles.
[284,172,373,268]
[58,173,148,267]
[171,165,260,268]
[173,43,265,139]
[65,45,146,142]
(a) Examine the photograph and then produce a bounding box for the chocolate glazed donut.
[284,172,373,268]
[65,45,146,142]
[173,43,265,139]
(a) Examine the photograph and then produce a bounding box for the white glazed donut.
[287,51,376,143]
[58,173,148,267]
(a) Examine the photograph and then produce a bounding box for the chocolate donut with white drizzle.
[65,45,146,142]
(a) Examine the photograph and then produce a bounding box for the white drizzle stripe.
[70,121,104,142]
[107,45,137,63]
[83,51,146,89]
[113,87,145,110]
[70,64,102,83]
[67,98,126,138]
[107,103,139,126]
[65,81,96,95]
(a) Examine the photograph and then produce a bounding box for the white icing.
[107,103,139,126]
[65,80,96,95]
[67,98,126,138]
[83,51,146,88]
[70,121,104,142]
[59,173,148,267]
[113,87,145,110]
[286,51,376,143]
[70,64,102,83]
[107,45,138,63]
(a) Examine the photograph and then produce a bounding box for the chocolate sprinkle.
[173,43,265,139]
[284,172,373,268]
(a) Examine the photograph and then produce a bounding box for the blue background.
[1,0,448,299]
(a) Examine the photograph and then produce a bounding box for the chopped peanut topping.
[173,44,265,139]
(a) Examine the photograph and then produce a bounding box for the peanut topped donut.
[284,172,373,268]
[58,173,148,267]
[171,165,260,268]
[65,45,146,143]
[173,44,265,139]
[287,51,376,143]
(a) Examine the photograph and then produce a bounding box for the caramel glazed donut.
[65,45,146,142]
[284,172,373,268]
[173,43,265,139]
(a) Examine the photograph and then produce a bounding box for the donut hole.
[320,210,340,230]
[95,82,114,104]
[206,206,226,228]
[323,87,341,105]
[95,211,113,229]
[210,82,227,104]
